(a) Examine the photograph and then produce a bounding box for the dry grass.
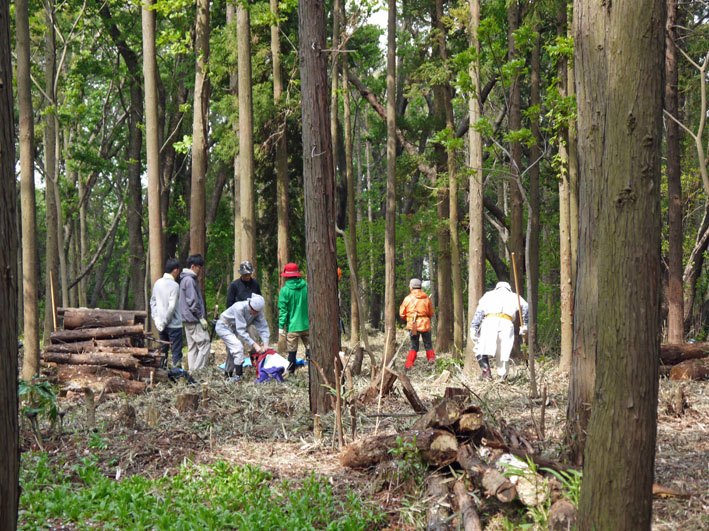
[22,330,709,529]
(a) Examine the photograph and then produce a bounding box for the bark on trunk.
[340,429,458,468]
[42,352,141,369]
[669,359,709,381]
[50,324,145,342]
[660,342,709,364]
[63,310,136,329]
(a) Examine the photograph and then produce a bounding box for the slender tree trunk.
[78,173,87,306]
[190,0,210,263]
[238,2,255,264]
[507,1,524,275]
[0,1,19,522]
[226,3,241,278]
[577,0,664,527]
[43,0,60,342]
[142,0,163,287]
[17,0,39,380]
[330,0,340,204]
[383,0,397,364]
[298,0,340,414]
[666,0,683,343]
[271,0,289,287]
[464,0,485,376]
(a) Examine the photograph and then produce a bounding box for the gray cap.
[238,261,254,275]
[248,294,265,312]
[410,278,422,290]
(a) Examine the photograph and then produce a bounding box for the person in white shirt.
[469,281,528,379]
[149,258,183,368]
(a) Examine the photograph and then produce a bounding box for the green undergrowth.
[20,453,385,530]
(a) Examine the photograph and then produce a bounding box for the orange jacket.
[399,289,434,332]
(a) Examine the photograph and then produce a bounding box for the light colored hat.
[280,263,302,278]
[495,281,512,291]
[248,294,265,312]
[410,278,422,289]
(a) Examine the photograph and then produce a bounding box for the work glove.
[519,325,528,337]
[278,328,286,337]
[199,317,208,330]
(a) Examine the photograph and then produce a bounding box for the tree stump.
[548,499,577,531]
[145,406,160,428]
[175,392,200,413]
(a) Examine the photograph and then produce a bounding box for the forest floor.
[19,330,709,530]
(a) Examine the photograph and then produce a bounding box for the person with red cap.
[399,278,435,369]
[278,263,309,374]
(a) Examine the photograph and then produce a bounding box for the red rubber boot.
[426,350,436,364]
[405,349,417,369]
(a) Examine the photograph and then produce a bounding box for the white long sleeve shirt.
[150,273,182,331]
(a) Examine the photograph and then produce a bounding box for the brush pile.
[41,307,168,394]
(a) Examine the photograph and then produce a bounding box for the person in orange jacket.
[399,278,435,369]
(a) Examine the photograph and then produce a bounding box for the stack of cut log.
[41,307,168,394]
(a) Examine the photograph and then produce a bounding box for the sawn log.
[43,338,133,352]
[660,342,709,365]
[42,351,140,369]
[62,309,135,330]
[50,324,145,343]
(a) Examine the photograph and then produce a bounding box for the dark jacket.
[278,277,309,332]
[226,278,261,309]
[179,268,205,323]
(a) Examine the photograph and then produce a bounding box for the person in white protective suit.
[469,281,528,379]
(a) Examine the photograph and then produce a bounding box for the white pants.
[474,316,514,376]
[216,321,251,372]
[184,322,211,371]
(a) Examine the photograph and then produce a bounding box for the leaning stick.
[510,253,523,328]
[50,272,57,331]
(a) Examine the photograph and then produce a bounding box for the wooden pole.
[50,271,57,330]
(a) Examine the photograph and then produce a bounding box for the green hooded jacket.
[278,277,309,332]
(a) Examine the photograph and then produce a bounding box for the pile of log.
[41,307,168,394]
[661,343,709,381]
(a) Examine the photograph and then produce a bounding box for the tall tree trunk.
[43,0,60,342]
[78,173,87,306]
[17,0,40,380]
[142,0,163,288]
[298,0,340,414]
[384,0,397,364]
[431,2,452,354]
[577,0,664,527]
[343,46,360,345]
[507,1,524,276]
[666,0,683,343]
[271,0,289,287]
[190,0,210,262]
[238,2,255,264]
[0,1,19,522]
[330,0,340,206]
[464,0,485,375]
[226,3,241,278]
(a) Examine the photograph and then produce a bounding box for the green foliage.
[387,435,427,489]
[18,379,58,423]
[543,467,582,508]
[20,454,386,530]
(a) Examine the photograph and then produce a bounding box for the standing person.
[278,263,309,375]
[215,294,270,382]
[150,258,183,369]
[179,254,211,372]
[399,278,435,369]
[226,260,261,308]
[469,281,528,379]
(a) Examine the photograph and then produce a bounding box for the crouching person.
[216,294,270,382]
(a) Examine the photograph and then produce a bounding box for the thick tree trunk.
[298,0,340,414]
[16,0,40,380]
[142,0,163,288]
[0,1,20,523]
[238,3,255,264]
[575,0,664,528]
[666,0,683,343]
[464,0,485,375]
[190,0,210,262]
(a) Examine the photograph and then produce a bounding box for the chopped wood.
[652,483,692,499]
[42,351,141,369]
[456,444,487,482]
[103,377,148,395]
[660,342,709,365]
[412,399,461,431]
[175,392,200,413]
[44,345,150,357]
[56,364,133,382]
[453,480,482,531]
[669,359,709,381]
[396,370,427,413]
[455,406,484,434]
[42,337,133,352]
[57,307,147,318]
[548,499,577,531]
[425,472,452,530]
[444,387,471,406]
[358,369,397,404]
[62,309,135,330]
[482,468,516,503]
[515,473,548,507]
[50,324,145,343]
[340,429,458,468]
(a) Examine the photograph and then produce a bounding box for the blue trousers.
[160,327,184,366]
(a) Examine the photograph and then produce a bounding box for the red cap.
[280,263,302,277]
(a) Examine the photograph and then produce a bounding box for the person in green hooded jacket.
[278,263,309,374]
